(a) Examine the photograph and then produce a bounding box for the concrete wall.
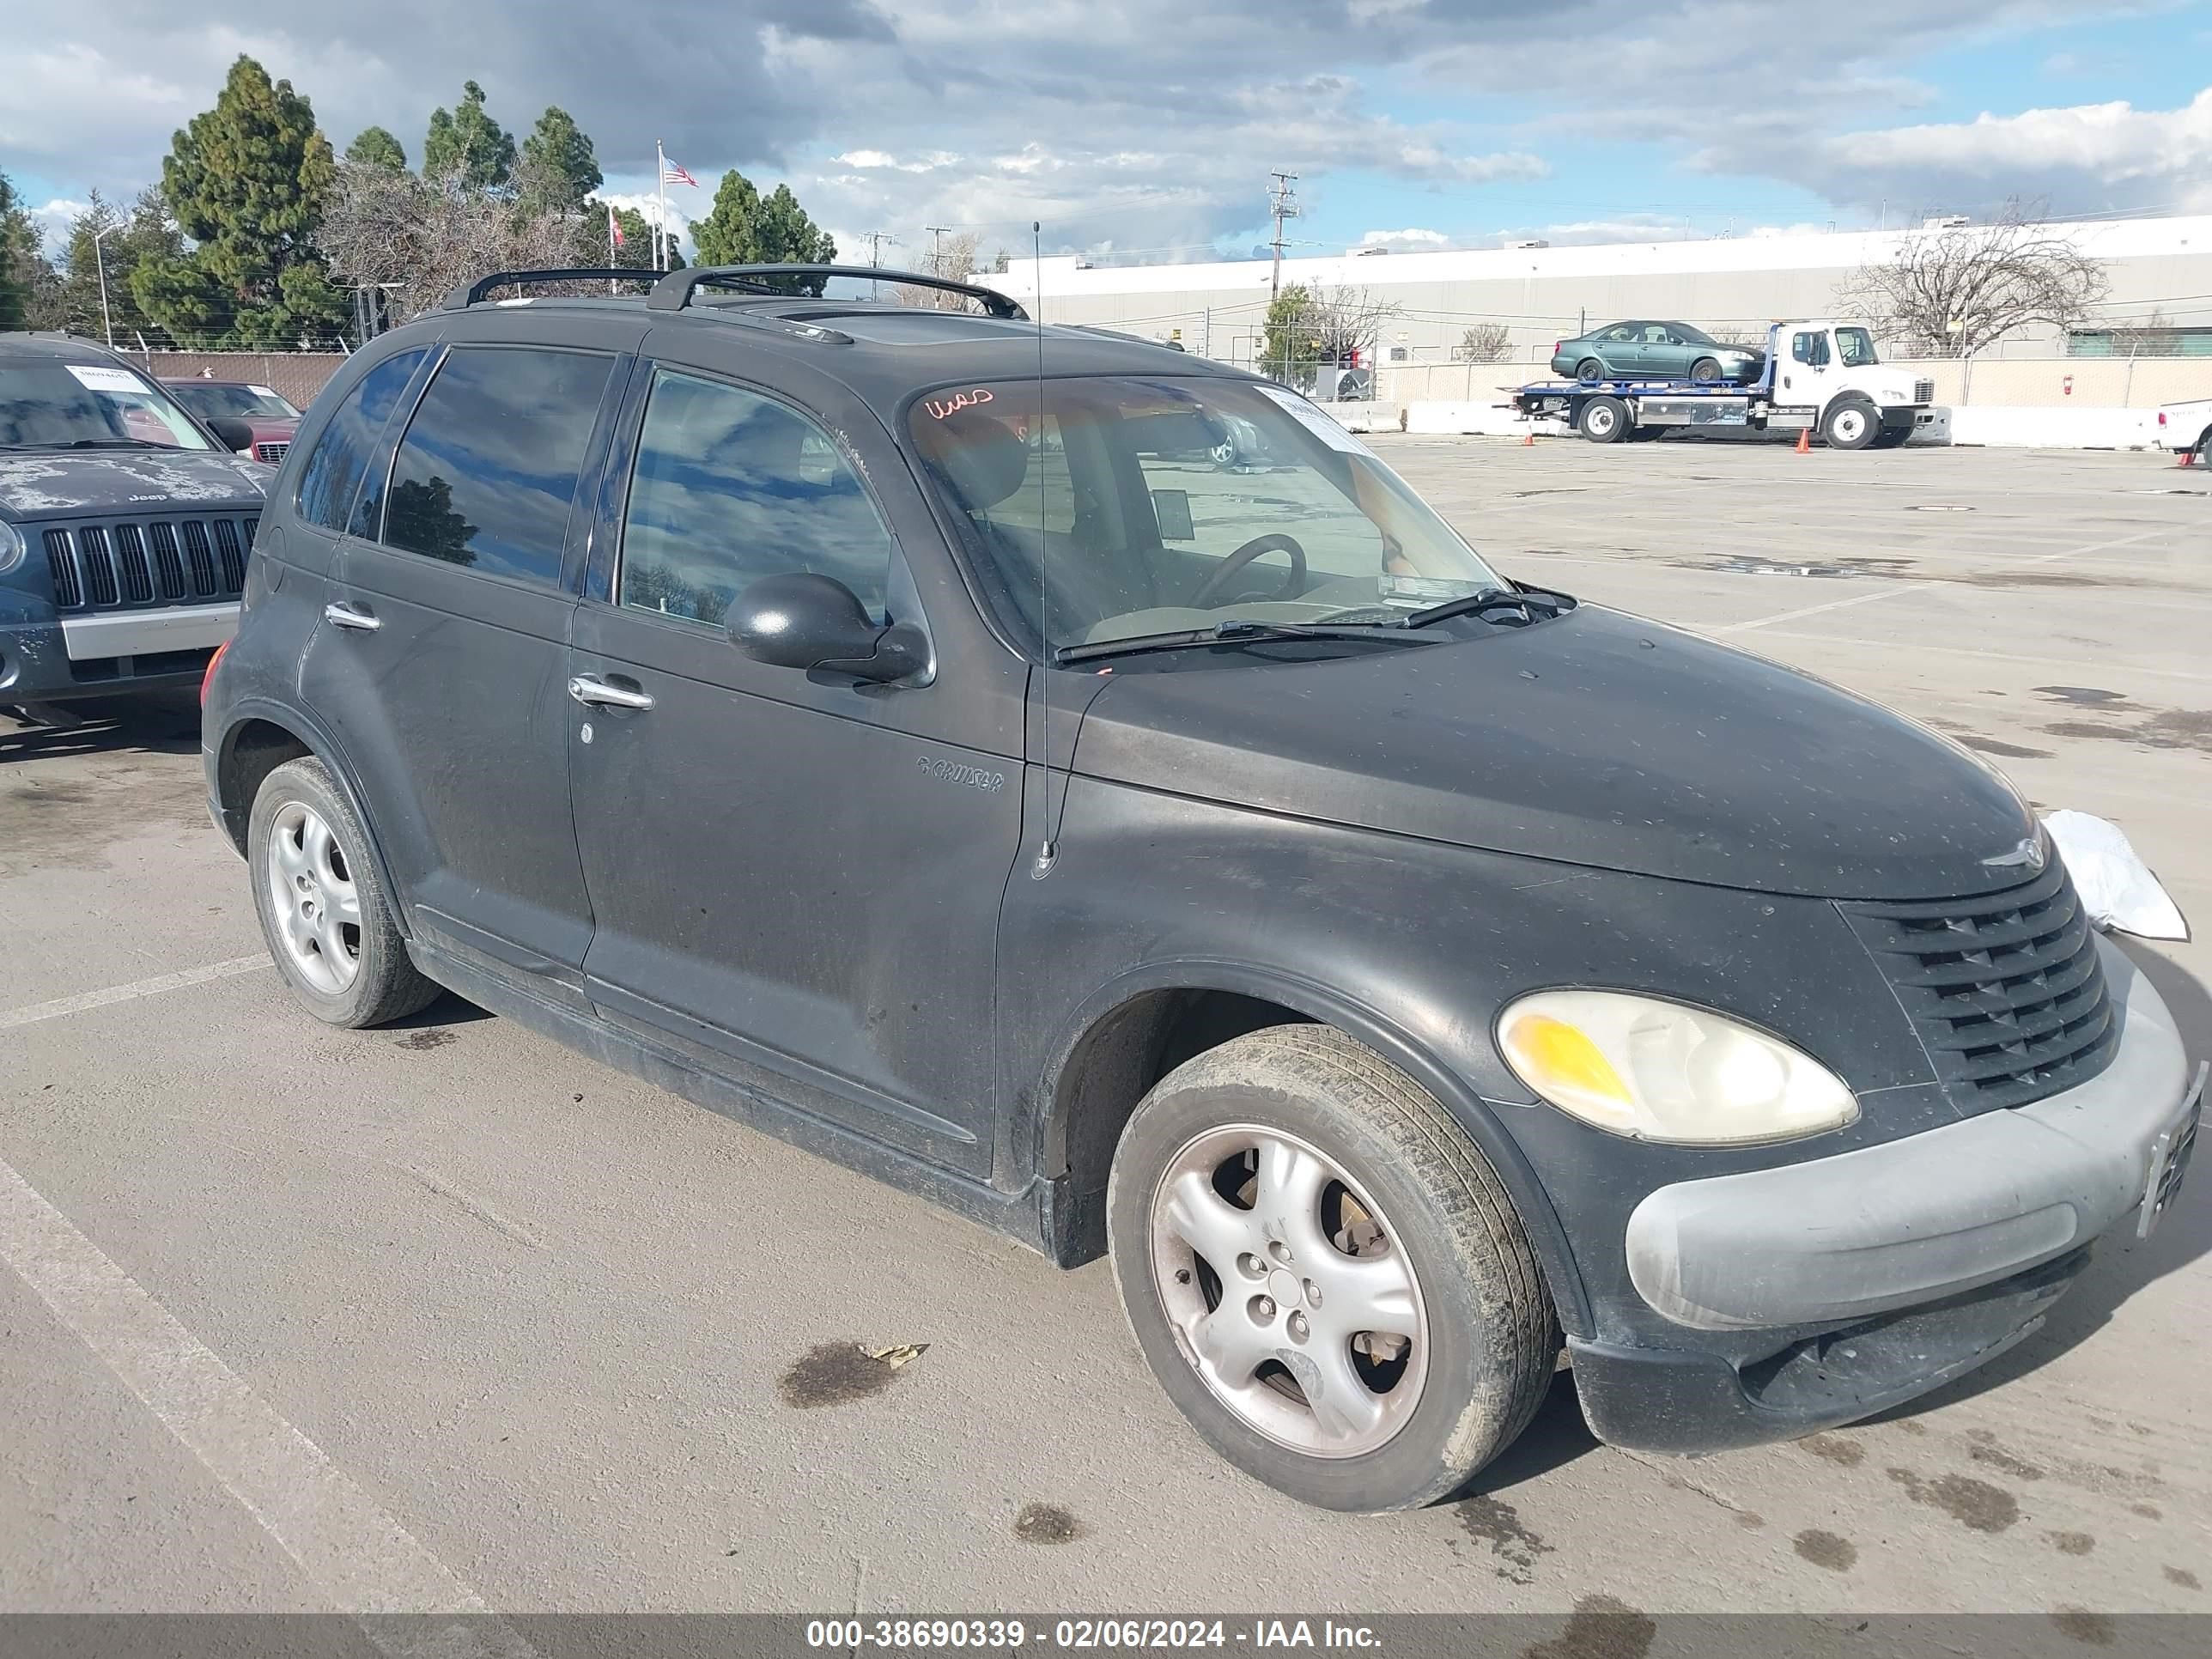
[1375,354,2212,410]
[981,216,2212,374]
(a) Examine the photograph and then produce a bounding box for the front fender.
[996,775,1948,1346]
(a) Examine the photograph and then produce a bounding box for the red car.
[161,379,303,464]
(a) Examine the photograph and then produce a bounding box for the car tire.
[1106,1024,1558,1512]
[1689,356,1721,382]
[1578,395,1631,444]
[248,756,441,1029]
[1574,357,1607,386]
[1821,397,1879,451]
[2196,427,2211,468]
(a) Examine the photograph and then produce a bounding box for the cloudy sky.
[3,0,2209,264]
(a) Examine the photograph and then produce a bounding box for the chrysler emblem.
[1982,836,2046,872]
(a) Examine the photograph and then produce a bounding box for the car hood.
[0,449,271,520]
[1069,605,2037,901]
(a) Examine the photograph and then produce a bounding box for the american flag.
[661,159,699,187]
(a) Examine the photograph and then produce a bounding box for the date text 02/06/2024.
[802,1620,1381,1650]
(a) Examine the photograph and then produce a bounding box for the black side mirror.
[727,572,930,685]
[206,416,257,454]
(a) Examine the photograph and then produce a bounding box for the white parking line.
[0,1156,538,1656]
[0,956,270,1031]
[1714,526,2170,635]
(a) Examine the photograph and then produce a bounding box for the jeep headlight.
[0,521,24,576]
[1498,991,1857,1146]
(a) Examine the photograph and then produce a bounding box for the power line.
[1267,170,1299,301]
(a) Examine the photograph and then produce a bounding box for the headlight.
[1498,991,1857,1146]
[0,521,25,576]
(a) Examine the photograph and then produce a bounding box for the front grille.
[1914,378,1936,404]
[36,514,253,614]
[254,441,289,464]
[1843,859,2117,1112]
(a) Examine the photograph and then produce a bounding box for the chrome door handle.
[325,601,381,632]
[568,674,654,711]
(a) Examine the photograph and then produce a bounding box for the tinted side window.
[295,349,428,532]
[618,368,896,628]
[381,346,615,584]
[1792,331,1830,368]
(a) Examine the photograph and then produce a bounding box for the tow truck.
[1516,319,1938,450]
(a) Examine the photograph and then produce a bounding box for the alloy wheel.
[264,800,362,994]
[1148,1123,1429,1459]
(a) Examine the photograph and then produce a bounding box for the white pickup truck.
[2156,397,2212,465]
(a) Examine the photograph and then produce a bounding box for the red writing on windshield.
[925,388,994,420]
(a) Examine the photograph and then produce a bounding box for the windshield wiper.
[1402,585,1575,629]
[1055,618,1437,665]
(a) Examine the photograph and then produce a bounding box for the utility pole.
[927,225,951,271]
[91,221,119,349]
[1267,171,1299,300]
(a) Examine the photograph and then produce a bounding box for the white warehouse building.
[978,216,2212,390]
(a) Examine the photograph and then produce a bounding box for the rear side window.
[380,346,615,584]
[295,349,428,533]
[617,368,896,627]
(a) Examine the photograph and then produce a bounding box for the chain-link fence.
[129,351,349,410]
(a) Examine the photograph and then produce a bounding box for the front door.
[311,342,623,985]
[1779,326,1837,412]
[564,362,1022,1171]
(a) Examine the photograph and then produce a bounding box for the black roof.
[0,331,143,367]
[378,265,1251,421]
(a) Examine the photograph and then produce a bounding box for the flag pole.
[608,204,617,295]
[655,140,667,272]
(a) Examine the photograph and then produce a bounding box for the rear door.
[563,351,1027,1171]
[310,326,639,993]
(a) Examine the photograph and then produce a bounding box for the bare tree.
[1451,322,1513,362]
[1834,201,2109,356]
[319,158,622,324]
[896,229,982,309]
[1309,285,1402,364]
[2102,307,2179,358]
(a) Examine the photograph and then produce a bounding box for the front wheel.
[1822,398,1879,450]
[1107,1026,1558,1511]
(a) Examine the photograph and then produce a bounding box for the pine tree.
[56,189,184,343]
[131,55,346,346]
[345,126,409,172]
[422,82,515,191]
[520,107,601,216]
[0,170,37,330]
[690,171,836,291]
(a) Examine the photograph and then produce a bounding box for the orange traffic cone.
[1522,429,1536,447]
[2179,448,2197,468]
[1795,425,1812,455]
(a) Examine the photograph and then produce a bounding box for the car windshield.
[169,381,299,421]
[0,362,213,451]
[1837,327,1881,367]
[909,376,1505,655]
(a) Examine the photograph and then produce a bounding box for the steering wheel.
[1189,533,1308,608]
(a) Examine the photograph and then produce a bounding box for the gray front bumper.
[1626,939,2195,1331]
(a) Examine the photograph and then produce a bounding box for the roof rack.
[442,269,659,310]
[647,264,1027,320]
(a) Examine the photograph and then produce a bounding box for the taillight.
[1553,341,1563,356]
[201,638,229,708]
[2159,410,2168,426]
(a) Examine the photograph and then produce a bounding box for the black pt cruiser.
[202,264,2203,1512]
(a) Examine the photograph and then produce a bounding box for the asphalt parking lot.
[2,437,2208,1622]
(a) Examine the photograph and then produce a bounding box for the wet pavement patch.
[1798,1433,1867,1468]
[2165,1566,2201,1590]
[776,1341,927,1408]
[1519,1595,1656,1659]
[2051,1610,2117,1647]
[1793,1530,1857,1571]
[2043,710,2212,756]
[1455,1492,1555,1584]
[1909,504,1978,512]
[1966,1431,2046,1481]
[1013,1503,1081,1545]
[1887,1468,2021,1533]
[2033,686,2134,707]
[396,1029,458,1051]
[2049,1531,2096,1556]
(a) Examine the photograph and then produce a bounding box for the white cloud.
[1748,88,2212,216]
[1357,228,1451,251]
[27,198,92,257]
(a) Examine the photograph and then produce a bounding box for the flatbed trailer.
[1515,319,1938,452]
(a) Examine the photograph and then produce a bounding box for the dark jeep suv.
[203,264,2202,1512]
[3,332,268,720]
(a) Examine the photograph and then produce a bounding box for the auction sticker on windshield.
[1254,384,1372,455]
[66,364,146,394]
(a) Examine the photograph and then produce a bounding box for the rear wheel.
[1107,1025,1557,1512]
[1578,395,1631,444]
[1689,356,1722,382]
[249,757,440,1029]
[1822,397,1878,451]
[1574,357,1607,385]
